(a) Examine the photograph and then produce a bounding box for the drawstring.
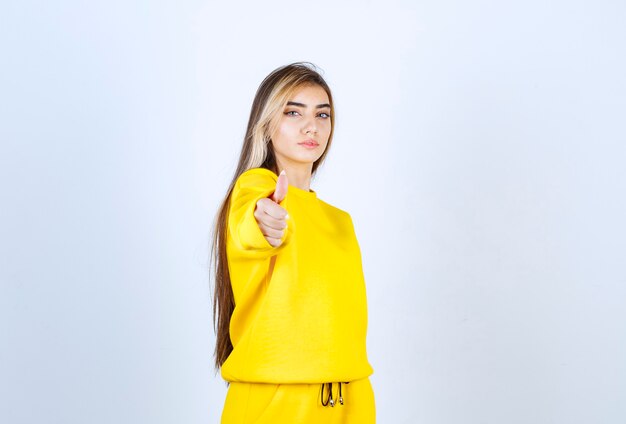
[320,382,350,407]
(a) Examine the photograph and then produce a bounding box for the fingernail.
[280,169,286,176]
[285,213,290,220]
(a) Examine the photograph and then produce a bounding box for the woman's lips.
[298,141,319,149]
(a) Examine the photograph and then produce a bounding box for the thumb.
[272,169,288,203]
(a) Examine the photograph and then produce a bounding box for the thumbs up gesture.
[254,170,290,248]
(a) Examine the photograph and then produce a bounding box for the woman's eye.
[285,110,330,118]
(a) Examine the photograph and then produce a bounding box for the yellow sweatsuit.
[220,167,375,423]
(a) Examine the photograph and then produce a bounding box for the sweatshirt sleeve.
[227,169,294,258]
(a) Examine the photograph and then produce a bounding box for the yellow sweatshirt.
[220,167,374,384]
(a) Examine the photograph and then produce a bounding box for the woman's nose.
[304,123,318,134]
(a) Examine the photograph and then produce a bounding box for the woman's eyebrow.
[286,101,331,109]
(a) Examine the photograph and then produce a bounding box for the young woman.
[210,62,375,423]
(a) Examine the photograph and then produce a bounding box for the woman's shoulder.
[234,167,277,190]
[318,198,353,221]
[240,167,277,179]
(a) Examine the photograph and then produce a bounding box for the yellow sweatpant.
[220,377,376,423]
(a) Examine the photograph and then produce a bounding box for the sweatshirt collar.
[288,183,318,199]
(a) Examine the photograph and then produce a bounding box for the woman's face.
[270,84,331,170]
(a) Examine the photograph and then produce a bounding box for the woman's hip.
[220,376,375,424]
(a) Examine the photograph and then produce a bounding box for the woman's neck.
[276,161,313,192]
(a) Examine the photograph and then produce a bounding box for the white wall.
[1,1,624,423]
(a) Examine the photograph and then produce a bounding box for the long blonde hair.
[209,62,336,374]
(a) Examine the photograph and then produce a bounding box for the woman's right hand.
[254,170,290,248]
